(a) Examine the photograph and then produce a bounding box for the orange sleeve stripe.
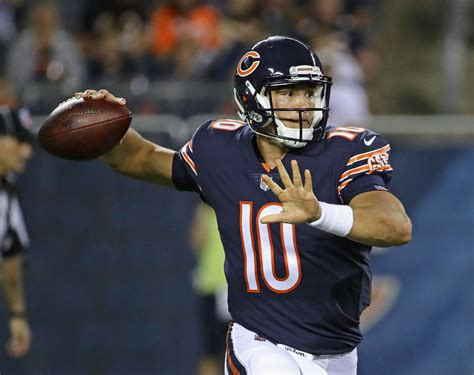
[180,144,197,175]
[337,178,353,194]
[339,163,393,184]
[340,165,371,181]
[347,145,391,166]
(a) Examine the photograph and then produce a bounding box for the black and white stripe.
[0,105,33,142]
[0,176,29,260]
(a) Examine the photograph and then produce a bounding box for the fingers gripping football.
[260,160,322,224]
[75,89,126,105]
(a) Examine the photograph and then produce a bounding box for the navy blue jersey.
[173,120,393,355]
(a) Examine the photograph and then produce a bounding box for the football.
[38,97,132,160]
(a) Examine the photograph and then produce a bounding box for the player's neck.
[256,135,288,169]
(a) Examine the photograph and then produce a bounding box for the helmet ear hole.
[242,95,248,104]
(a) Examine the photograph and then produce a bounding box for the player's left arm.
[261,159,412,247]
[347,190,411,247]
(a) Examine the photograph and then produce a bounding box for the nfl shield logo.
[260,175,271,191]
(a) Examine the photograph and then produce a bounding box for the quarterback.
[78,36,412,374]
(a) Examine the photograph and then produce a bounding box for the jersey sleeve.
[171,121,212,195]
[172,146,199,192]
[337,131,393,204]
[172,118,245,199]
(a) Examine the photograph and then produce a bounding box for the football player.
[77,36,412,375]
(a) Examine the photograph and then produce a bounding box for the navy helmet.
[234,36,332,148]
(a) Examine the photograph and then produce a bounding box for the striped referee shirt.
[0,175,29,261]
[0,104,32,261]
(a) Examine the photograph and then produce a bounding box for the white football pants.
[225,322,358,375]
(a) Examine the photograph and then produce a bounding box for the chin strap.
[273,117,313,148]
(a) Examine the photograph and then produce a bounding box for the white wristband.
[307,202,354,237]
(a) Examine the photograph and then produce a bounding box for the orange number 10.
[239,202,302,294]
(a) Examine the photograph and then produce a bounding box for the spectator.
[300,0,377,124]
[79,9,150,83]
[313,33,370,126]
[0,0,26,72]
[6,1,86,92]
[148,0,222,78]
[80,0,149,31]
[342,0,379,78]
[261,0,305,38]
[300,0,379,77]
[206,0,267,81]
[83,13,126,84]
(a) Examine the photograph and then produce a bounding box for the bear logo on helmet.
[237,51,261,77]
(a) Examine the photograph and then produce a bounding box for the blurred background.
[0,0,472,374]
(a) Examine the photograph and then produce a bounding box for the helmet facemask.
[236,78,331,149]
[263,82,328,148]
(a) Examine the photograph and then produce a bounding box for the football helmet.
[234,36,332,148]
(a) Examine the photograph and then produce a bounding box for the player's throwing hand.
[260,159,322,224]
[74,89,126,105]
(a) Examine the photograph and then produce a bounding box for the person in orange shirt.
[149,0,221,78]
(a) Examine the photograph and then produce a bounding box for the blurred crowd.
[0,0,379,122]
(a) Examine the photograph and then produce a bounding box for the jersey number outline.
[327,126,366,141]
[239,202,302,294]
[211,119,244,131]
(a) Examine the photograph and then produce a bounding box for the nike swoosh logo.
[364,136,376,146]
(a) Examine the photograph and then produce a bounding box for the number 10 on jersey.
[239,202,302,294]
